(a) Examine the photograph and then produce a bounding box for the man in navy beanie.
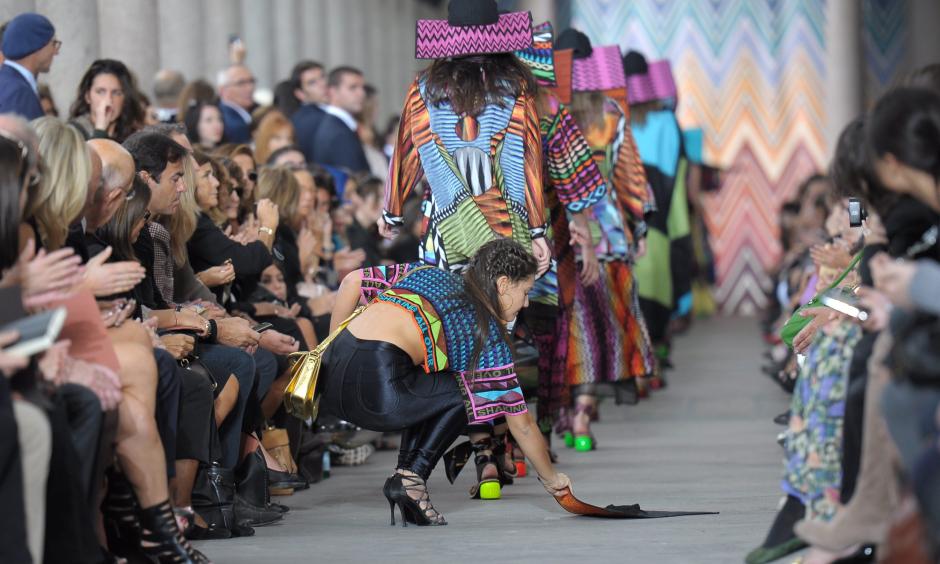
[0,13,59,120]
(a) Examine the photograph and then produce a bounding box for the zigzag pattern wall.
[572,0,828,315]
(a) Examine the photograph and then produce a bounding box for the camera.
[848,197,868,228]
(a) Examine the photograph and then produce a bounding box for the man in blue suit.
[217,64,256,144]
[293,66,370,174]
[0,13,59,120]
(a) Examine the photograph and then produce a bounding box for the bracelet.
[206,319,218,343]
[258,226,274,236]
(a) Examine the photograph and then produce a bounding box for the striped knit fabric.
[415,11,533,60]
[383,78,546,272]
[377,266,528,423]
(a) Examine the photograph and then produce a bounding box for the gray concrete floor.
[197,317,792,564]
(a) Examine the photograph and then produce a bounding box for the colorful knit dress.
[632,109,692,349]
[559,95,655,393]
[528,91,608,431]
[383,78,546,273]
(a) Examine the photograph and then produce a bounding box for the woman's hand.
[259,330,299,355]
[171,310,209,335]
[276,303,301,319]
[856,286,892,332]
[540,472,572,497]
[160,334,195,360]
[91,95,117,131]
[377,217,399,239]
[532,237,552,277]
[99,298,136,328]
[635,237,648,259]
[255,199,280,231]
[810,242,852,271]
[196,263,236,288]
[83,247,147,297]
[793,307,838,353]
[15,239,83,299]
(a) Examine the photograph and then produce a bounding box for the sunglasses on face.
[142,210,152,223]
[247,171,257,183]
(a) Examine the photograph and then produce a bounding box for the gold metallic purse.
[283,307,364,420]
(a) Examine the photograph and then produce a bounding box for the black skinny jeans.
[320,329,467,480]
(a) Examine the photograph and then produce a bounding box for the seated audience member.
[69,59,145,142]
[217,65,256,143]
[253,109,295,165]
[153,69,185,123]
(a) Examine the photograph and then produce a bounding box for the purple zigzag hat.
[556,29,626,92]
[415,0,533,60]
[624,50,677,104]
[571,45,627,92]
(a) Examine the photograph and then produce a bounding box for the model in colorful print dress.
[552,29,656,452]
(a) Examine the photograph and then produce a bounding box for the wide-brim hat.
[557,29,626,92]
[624,50,677,105]
[515,21,557,86]
[415,0,533,60]
[571,45,627,92]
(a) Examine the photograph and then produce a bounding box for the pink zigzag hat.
[415,11,533,60]
[571,45,627,92]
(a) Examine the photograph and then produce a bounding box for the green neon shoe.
[562,431,575,448]
[574,435,594,452]
[478,481,501,500]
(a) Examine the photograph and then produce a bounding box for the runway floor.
[197,317,792,564]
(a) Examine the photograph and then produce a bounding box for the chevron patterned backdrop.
[862,0,908,104]
[571,0,831,315]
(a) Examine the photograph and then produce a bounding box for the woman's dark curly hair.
[69,59,146,143]
[421,53,537,117]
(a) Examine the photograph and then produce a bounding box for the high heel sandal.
[383,474,447,527]
[469,439,502,500]
[554,408,575,449]
[491,434,518,484]
[139,500,210,563]
[572,403,597,452]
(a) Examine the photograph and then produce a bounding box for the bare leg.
[261,370,292,420]
[112,342,168,508]
[214,376,238,428]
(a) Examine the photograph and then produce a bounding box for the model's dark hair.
[569,90,607,133]
[830,117,897,213]
[462,238,538,378]
[95,177,150,261]
[0,136,27,271]
[69,59,146,143]
[421,53,537,117]
[123,131,187,180]
[867,87,940,183]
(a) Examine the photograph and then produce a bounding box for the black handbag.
[169,329,219,394]
[890,312,940,386]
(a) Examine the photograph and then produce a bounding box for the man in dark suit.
[0,13,59,120]
[304,66,370,174]
[217,64,256,144]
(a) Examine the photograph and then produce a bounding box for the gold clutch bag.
[283,307,364,420]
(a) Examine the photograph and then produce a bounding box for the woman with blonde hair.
[24,116,90,250]
[252,110,295,165]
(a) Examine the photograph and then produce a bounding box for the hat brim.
[416,11,533,60]
[571,45,627,92]
[546,49,573,104]
[515,21,557,86]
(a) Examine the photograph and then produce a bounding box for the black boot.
[138,499,210,563]
[101,469,151,564]
[192,463,252,538]
[235,448,287,525]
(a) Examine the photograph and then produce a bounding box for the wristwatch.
[258,226,274,236]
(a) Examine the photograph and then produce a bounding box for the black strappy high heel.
[138,500,210,563]
[383,474,447,527]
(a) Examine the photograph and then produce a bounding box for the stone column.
[299,0,327,63]
[824,0,862,156]
[203,0,242,90]
[240,0,275,99]
[157,0,205,84]
[908,0,940,71]
[271,0,299,83]
[35,0,98,115]
[519,0,554,25]
[96,0,159,101]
